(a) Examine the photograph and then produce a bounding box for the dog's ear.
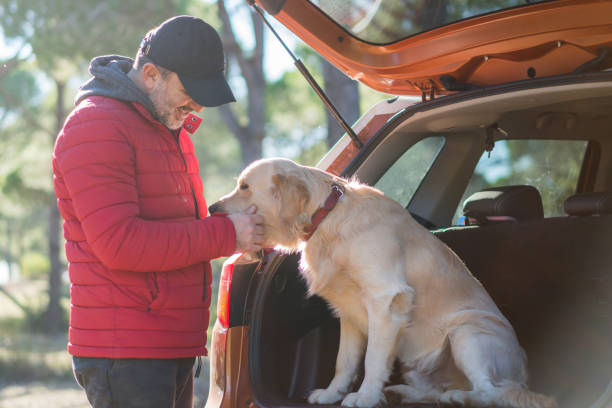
[269,171,312,249]
[272,172,310,219]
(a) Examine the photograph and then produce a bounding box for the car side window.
[374,136,445,207]
[452,139,588,224]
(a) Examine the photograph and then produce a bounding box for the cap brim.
[178,72,236,108]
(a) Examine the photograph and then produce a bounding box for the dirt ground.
[0,380,89,408]
[0,361,210,408]
[0,280,211,407]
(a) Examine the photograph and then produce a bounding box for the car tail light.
[217,253,242,329]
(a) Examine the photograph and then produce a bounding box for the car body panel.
[316,96,419,175]
[206,323,254,408]
[255,0,612,96]
[205,1,612,406]
[205,73,612,408]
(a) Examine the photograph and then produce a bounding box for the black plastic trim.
[227,260,260,328]
[248,252,294,407]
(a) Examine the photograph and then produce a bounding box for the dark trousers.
[72,356,195,408]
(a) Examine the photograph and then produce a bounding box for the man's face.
[149,71,203,130]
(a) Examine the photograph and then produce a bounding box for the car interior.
[249,76,612,408]
[435,189,612,408]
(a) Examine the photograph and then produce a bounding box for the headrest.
[564,192,612,216]
[463,185,544,225]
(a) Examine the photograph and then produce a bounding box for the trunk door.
[257,0,612,96]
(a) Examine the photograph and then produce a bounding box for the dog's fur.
[210,158,557,408]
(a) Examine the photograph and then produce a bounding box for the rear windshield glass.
[375,136,445,207]
[309,0,554,44]
[452,139,588,224]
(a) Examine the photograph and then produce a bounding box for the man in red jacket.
[53,15,263,408]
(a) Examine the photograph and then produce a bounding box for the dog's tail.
[499,385,558,408]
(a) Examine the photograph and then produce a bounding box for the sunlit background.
[0,0,587,406]
[0,0,390,406]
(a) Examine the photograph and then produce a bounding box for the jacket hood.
[75,55,156,115]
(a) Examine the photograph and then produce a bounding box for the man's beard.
[150,83,183,131]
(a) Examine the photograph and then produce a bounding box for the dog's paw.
[440,389,468,405]
[341,391,386,407]
[308,388,344,405]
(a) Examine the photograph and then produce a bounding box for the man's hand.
[227,205,265,253]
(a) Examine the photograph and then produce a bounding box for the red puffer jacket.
[53,95,236,358]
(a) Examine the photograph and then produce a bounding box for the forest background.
[0,0,387,406]
[0,0,584,406]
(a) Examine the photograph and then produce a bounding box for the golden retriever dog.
[209,158,557,408]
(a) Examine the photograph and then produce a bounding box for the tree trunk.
[218,0,266,168]
[45,79,65,333]
[238,127,263,167]
[321,58,360,147]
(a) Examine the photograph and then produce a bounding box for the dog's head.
[209,158,331,251]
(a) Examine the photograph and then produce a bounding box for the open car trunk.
[246,76,612,408]
[248,219,612,408]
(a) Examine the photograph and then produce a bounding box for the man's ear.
[141,63,163,91]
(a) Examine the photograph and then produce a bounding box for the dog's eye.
[240,183,249,190]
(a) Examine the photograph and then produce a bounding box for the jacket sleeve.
[54,114,237,272]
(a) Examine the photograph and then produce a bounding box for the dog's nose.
[208,202,221,214]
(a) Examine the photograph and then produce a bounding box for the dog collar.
[302,183,344,241]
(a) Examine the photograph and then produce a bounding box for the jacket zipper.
[174,131,200,220]
[174,130,207,301]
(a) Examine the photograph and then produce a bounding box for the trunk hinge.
[248,1,363,149]
[417,80,437,102]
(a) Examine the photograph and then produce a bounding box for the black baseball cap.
[140,15,236,107]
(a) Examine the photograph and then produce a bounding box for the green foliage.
[0,68,39,114]
[1,168,50,206]
[358,84,395,112]
[294,139,329,167]
[0,280,69,333]
[263,43,368,163]
[20,252,50,280]
[0,0,382,345]
[265,67,326,159]
[0,0,196,337]
[264,42,391,163]
[1,169,23,194]
[492,139,586,216]
[24,301,70,333]
[185,0,221,29]
[0,316,72,382]
[375,136,446,206]
[0,0,187,70]
[191,107,243,202]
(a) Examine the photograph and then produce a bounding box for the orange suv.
[206,1,612,407]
